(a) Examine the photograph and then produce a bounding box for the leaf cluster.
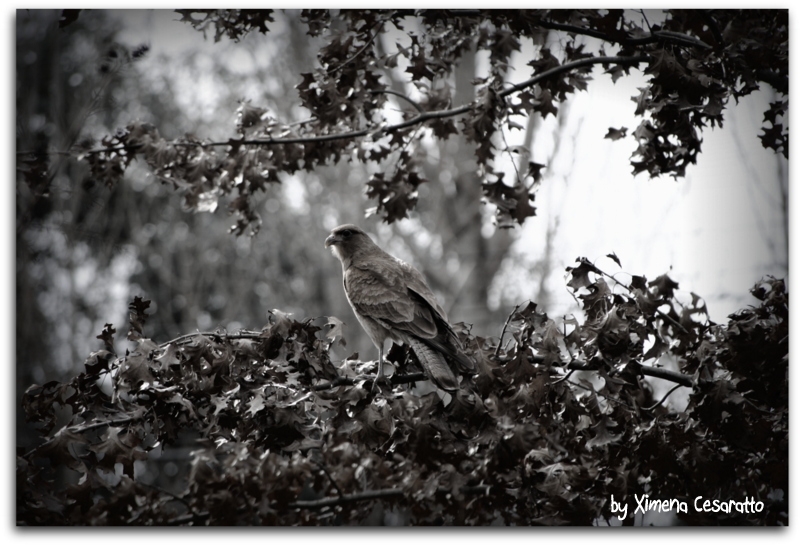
[18,260,787,525]
[40,9,787,232]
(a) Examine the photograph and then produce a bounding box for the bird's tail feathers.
[449,342,476,373]
[423,333,476,373]
[408,338,459,392]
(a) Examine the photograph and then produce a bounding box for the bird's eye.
[341,230,352,238]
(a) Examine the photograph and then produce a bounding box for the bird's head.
[324,224,374,264]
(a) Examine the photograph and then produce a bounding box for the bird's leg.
[372,346,385,393]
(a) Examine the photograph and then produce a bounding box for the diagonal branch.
[498,55,649,98]
[495,303,522,358]
[643,383,683,411]
[22,411,148,460]
[242,55,650,143]
[55,55,651,159]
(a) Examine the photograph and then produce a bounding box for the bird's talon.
[370,374,384,393]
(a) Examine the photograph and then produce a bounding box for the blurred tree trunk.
[443,50,513,335]
[16,9,128,448]
[381,43,515,337]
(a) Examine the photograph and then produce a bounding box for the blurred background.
[16,9,788,447]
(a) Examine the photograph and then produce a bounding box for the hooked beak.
[324,234,339,248]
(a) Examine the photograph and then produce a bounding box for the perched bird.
[325,224,474,392]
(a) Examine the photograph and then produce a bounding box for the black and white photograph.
[13,8,790,528]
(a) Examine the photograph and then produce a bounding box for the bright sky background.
[500,64,787,323]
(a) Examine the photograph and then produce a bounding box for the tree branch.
[499,55,650,98]
[370,89,425,113]
[566,358,694,388]
[158,330,265,348]
[62,55,651,160]
[148,484,491,523]
[23,412,147,459]
[245,56,650,142]
[156,327,695,390]
[289,488,404,509]
[643,383,683,411]
[313,371,427,391]
[537,19,712,49]
[638,365,694,388]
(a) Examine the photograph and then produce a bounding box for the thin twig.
[567,379,633,411]
[495,304,521,358]
[551,368,575,385]
[498,55,649,98]
[67,414,142,434]
[370,89,425,113]
[325,16,390,74]
[590,261,691,335]
[23,413,146,459]
[158,330,265,348]
[315,462,345,498]
[639,10,654,34]
[642,383,682,411]
[500,124,523,183]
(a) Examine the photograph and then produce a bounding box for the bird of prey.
[325,224,474,392]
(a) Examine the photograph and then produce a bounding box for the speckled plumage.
[325,224,474,391]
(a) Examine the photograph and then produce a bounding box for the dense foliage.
[23,9,787,232]
[18,259,788,525]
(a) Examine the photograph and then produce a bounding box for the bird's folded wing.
[346,259,476,375]
[397,260,448,319]
[345,264,438,339]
